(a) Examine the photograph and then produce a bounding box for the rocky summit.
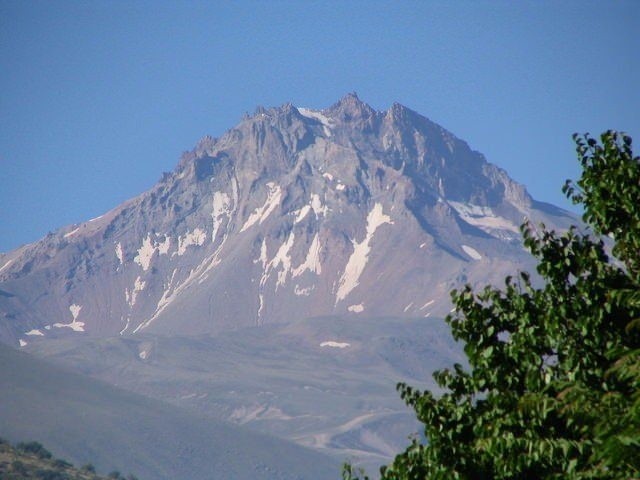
[0,93,575,346]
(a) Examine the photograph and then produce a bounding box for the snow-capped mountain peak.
[0,96,575,346]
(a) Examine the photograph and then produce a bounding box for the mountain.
[0,343,340,480]
[0,94,578,474]
[0,93,575,346]
[21,315,466,473]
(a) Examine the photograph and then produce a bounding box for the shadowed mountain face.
[0,94,575,345]
[0,343,340,480]
[21,316,466,473]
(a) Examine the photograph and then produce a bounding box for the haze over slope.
[0,343,339,480]
[26,315,465,472]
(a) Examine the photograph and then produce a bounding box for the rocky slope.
[25,316,465,472]
[0,343,339,480]
[0,93,575,346]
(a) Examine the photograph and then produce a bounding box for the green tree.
[344,131,640,480]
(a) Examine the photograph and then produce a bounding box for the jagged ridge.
[0,94,575,345]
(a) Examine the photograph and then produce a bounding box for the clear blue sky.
[1,0,638,253]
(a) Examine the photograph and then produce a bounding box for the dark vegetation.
[0,438,139,480]
[344,132,640,479]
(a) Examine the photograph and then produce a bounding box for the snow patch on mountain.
[255,238,268,267]
[25,329,44,336]
[157,236,171,255]
[135,234,173,269]
[348,304,364,313]
[134,235,156,271]
[310,194,329,218]
[0,259,13,275]
[53,304,85,332]
[212,191,232,243]
[241,182,282,232]
[70,304,81,320]
[420,300,434,310]
[177,228,207,256]
[294,205,312,224]
[294,285,314,296]
[64,227,79,238]
[336,203,393,303]
[258,293,265,317]
[462,244,482,260]
[449,201,519,234]
[270,232,296,288]
[115,242,124,265]
[292,233,322,277]
[320,341,350,348]
[126,276,146,307]
[120,317,130,336]
[293,194,328,224]
[297,107,333,136]
[154,269,178,312]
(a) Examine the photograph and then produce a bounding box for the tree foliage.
[344,131,640,480]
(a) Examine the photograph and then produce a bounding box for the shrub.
[16,441,52,459]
